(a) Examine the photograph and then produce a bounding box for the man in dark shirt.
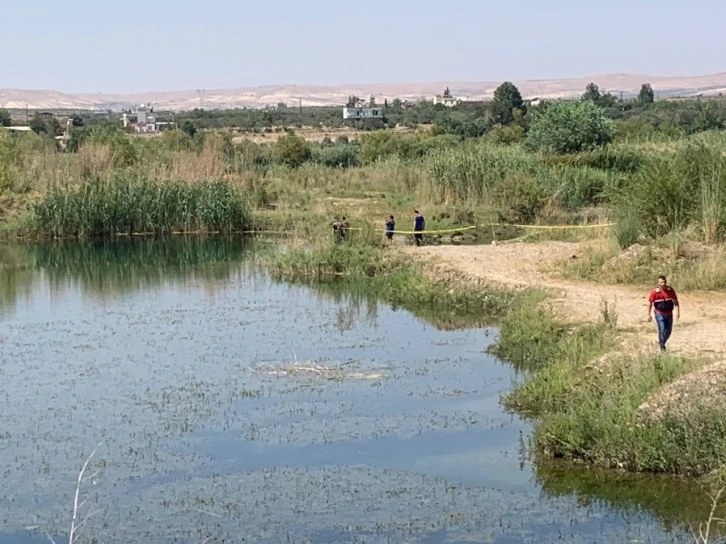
[647,275,680,352]
[332,216,342,242]
[385,215,395,243]
[413,210,425,246]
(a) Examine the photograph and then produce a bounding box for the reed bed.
[31,176,249,237]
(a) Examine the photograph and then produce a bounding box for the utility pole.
[25,104,29,125]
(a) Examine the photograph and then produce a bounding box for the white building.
[122,104,174,133]
[343,104,384,120]
[433,95,461,107]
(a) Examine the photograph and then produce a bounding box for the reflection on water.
[0,237,250,317]
[0,238,705,543]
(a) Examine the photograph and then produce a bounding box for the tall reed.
[31,176,250,237]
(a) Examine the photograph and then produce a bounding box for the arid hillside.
[2,71,726,111]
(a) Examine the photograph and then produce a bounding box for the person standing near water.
[385,215,395,243]
[332,216,342,242]
[413,210,425,246]
[647,275,680,352]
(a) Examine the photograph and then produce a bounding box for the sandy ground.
[408,241,726,357]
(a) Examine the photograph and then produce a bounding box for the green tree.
[491,82,525,125]
[29,114,48,134]
[638,83,655,105]
[526,100,614,154]
[596,92,618,108]
[181,120,198,138]
[693,101,724,132]
[275,132,311,168]
[582,83,601,102]
[29,114,61,136]
[0,108,11,127]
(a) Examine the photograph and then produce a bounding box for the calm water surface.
[0,239,702,543]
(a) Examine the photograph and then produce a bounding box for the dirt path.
[407,241,726,357]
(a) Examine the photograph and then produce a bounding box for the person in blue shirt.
[384,215,395,243]
[413,210,425,246]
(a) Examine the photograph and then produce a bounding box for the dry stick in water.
[68,442,104,544]
[691,487,726,544]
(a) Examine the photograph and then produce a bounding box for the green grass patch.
[491,291,608,373]
[262,238,527,327]
[29,176,250,237]
[502,326,726,475]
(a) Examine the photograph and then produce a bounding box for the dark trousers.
[414,231,423,246]
[655,313,673,350]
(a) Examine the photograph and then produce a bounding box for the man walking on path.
[413,210,425,246]
[647,275,680,352]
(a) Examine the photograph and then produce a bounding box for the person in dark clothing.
[647,275,680,352]
[385,215,395,243]
[339,216,349,241]
[413,210,425,246]
[332,216,342,242]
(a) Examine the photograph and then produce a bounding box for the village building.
[122,104,174,133]
[433,87,461,107]
[343,99,384,120]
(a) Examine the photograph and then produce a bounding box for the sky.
[2,0,725,93]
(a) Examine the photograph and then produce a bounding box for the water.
[0,238,701,543]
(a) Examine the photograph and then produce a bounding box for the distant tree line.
[168,81,726,141]
[4,80,725,150]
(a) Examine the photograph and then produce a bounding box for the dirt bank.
[406,241,726,357]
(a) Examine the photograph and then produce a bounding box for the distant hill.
[2,72,726,111]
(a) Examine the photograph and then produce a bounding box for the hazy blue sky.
[3,0,725,92]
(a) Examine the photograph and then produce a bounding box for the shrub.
[486,123,525,144]
[275,132,312,168]
[492,173,547,223]
[425,143,541,204]
[312,143,360,168]
[616,142,726,241]
[527,100,614,154]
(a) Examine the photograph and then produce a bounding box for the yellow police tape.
[345,222,614,235]
[243,222,615,236]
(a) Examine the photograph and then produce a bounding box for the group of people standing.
[385,210,426,246]
[331,216,350,242]
[334,210,683,354]
[333,210,427,246]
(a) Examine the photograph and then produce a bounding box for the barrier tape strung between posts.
[340,222,614,235]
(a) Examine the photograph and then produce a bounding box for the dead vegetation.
[251,356,386,382]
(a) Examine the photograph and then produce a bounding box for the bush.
[613,206,642,249]
[527,100,614,154]
[425,143,541,204]
[576,146,644,173]
[312,143,360,168]
[616,142,726,240]
[543,166,619,210]
[275,132,312,168]
[492,174,547,223]
[486,123,525,144]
